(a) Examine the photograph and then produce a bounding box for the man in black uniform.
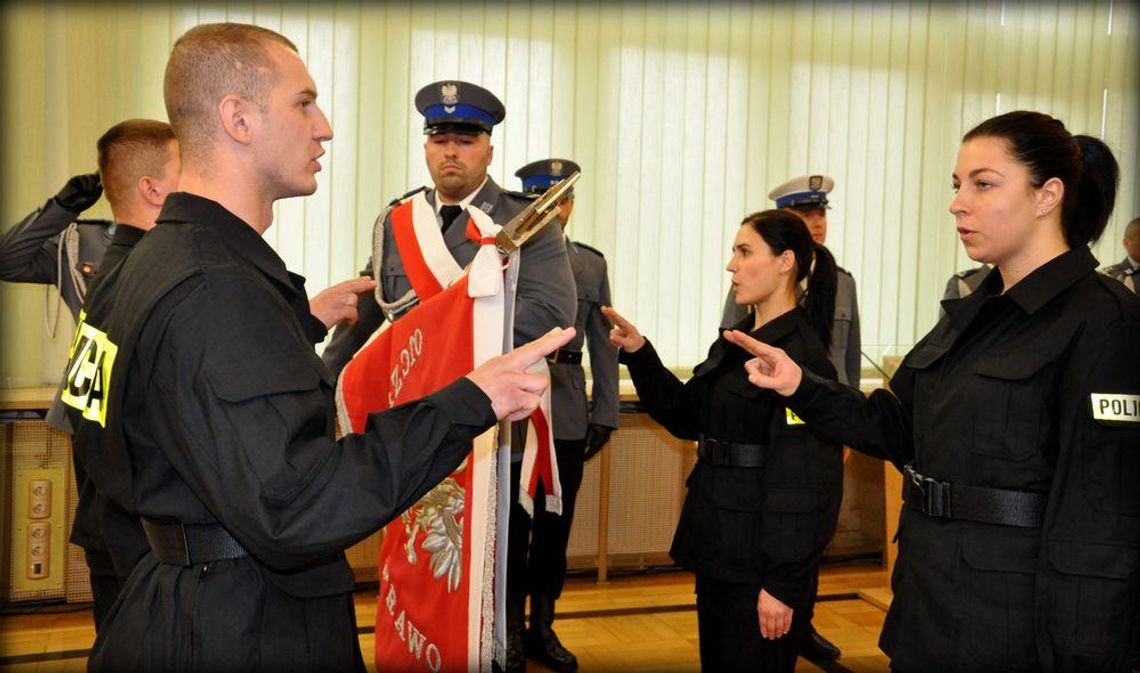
[62,23,573,672]
[61,119,181,630]
[508,159,621,672]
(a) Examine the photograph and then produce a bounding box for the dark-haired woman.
[729,110,1140,672]
[602,210,844,672]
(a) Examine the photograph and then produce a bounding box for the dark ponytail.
[804,242,837,349]
[963,110,1119,247]
[1072,134,1119,246]
[741,209,838,349]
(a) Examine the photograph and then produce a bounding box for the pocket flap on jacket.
[765,488,819,513]
[973,351,1054,381]
[962,528,1040,573]
[1048,540,1140,580]
[902,343,950,371]
[211,356,323,403]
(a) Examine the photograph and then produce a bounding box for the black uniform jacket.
[787,247,1140,672]
[621,308,843,609]
[67,224,149,578]
[67,193,497,671]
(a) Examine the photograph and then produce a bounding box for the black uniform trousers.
[507,437,587,606]
[695,575,807,673]
[91,554,366,673]
[83,549,121,632]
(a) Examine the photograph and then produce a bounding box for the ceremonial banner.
[336,194,560,672]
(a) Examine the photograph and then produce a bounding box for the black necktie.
[440,205,464,234]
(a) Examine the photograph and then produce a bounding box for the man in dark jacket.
[63,22,573,672]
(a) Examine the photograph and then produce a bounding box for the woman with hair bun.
[728,110,1140,671]
[603,209,844,672]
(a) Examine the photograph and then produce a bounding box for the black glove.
[54,172,103,213]
[583,424,614,462]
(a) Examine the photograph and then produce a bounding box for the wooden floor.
[0,562,891,672]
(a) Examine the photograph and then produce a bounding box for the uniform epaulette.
[388,185,429,207]
[574,241,605,258]
[836,265,853,277]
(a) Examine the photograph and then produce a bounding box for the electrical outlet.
[27,522,50,579]
[28,479,51,519]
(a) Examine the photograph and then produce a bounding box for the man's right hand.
[54,173,103,213]
[467,327,576,421]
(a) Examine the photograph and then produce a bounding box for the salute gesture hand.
[723,330,803,397]
[600,306,646,353]
[468,327,576,422]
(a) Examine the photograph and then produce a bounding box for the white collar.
[434,176,489,215]
[1128,255,1140,269]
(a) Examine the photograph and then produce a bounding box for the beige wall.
[2,1,1137,388]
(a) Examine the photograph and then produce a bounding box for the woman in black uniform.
[602,209,844,672]
[728,111,1140,672]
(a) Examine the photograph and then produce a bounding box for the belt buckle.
[923,477,946,518]
[908,466,947,518]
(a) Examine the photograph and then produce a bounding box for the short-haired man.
[321,81,576,378]
[1100,216,1139,293]
[65,23,571,672]
[64,119,181,631]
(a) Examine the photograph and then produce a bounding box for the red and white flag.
[335,193,558,672]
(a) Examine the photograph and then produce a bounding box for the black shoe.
[801,627,842,660]
[525,595,579,672]
[505,628,527,673]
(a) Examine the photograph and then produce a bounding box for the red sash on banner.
[339,275,486,673]
[336,193,561,671]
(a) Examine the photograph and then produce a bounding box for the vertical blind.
[1,1,1136,386]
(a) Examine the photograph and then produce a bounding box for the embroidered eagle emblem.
[400,475,465,591]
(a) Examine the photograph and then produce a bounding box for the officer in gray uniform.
[1099,215,1139,294]
[0,173,109,324]
[720,174,856,661]
[321,80,576,378]
[509,158,620,673]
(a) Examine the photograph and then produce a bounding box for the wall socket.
[27,522,50,579]
[11,469,66,593]
[28,479,51,519]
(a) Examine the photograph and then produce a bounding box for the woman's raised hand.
[723,330,803,397]
[600,306,646,353]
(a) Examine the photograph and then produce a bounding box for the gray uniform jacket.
[1099,257,1138,294]
[0,198,113,320]
[322,176,576,378]
[1,199,113,431]
[721,266,862,387]
[549,238,620,440]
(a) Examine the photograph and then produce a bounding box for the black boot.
[801,626,842,660]
[503,589,527,673]
[525,594,578,672]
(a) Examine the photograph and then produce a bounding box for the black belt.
[546,349,583,365]
[697,436,767,468]
[142,518,250,566]
[902,464,1046,529]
